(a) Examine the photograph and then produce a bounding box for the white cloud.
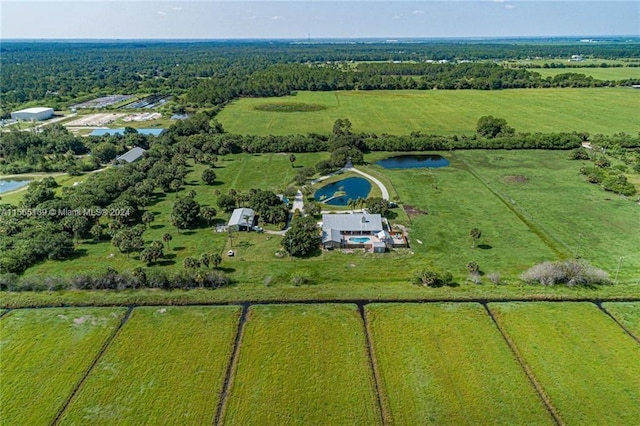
[172,7,182,12]
[272,15,280,20]
[157,11,166,15]
[392,15,402,20]
[412,10,425,15]
[505,4,516,9]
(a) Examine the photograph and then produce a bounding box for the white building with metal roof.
[11,107,54,121]
[228,208,256,231]
[115,147,146,163]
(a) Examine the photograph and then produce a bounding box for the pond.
[0,179,32,194]
[314,177,372,206]
[376,154,450,169]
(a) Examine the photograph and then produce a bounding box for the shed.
[372,241,386,253]
[115,147,146,163]
[228,208,256,231]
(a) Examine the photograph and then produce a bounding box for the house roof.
[116,147,146,163]
[372,241,386,248]
[322,228,342,244]
[229,208,255,227]
[321,213,383,233]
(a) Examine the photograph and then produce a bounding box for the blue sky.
[1,1,638,39]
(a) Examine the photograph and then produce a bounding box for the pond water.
[0,179,32,194]
[314,177,371,206]
[376,154,450,169]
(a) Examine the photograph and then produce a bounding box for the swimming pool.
[350,237,371,243]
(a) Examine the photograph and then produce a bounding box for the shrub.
[568,148,590,160]
[291,272,311,286]
[521,260,610,286]
[487,272,502,285]
[415,269,454,287]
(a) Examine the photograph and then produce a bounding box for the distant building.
[11,107,54,121]
[115,147,146,163]
[228,208,256,231]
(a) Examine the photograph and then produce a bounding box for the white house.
[228,208,256,231]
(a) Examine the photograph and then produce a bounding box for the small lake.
[376,154,450,169]
[314,177,371,206]
[0,179,32,194]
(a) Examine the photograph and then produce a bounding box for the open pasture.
[217,88,639,136]
[488,302,640,425]
[366,303,552,425]
[59,306,240,425]
[222,304,380,425]
[453,150,640,281]
[603,302,640,339]
[0,308,126,425]
[529,67,640,80]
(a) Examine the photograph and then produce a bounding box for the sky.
[1,1,638,40]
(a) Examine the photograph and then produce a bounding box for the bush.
[415,269,454,287]
[521,260,610,286]
[291,272,311,286]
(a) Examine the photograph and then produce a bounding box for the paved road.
[291,190,304,213]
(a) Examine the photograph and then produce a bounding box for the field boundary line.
[482,303,564,426]
[0,308,12,319]
[595,302,640,345]
[51,306,134,426]
[458,157,571,258]
[5,297,640,310]
[358,303,389,425]
[214,303,249,426]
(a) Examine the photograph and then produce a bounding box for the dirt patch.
[253,103,328,112]
[403,204,428,218]
[504,175,529,184]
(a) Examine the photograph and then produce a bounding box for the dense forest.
[2,40,640,113]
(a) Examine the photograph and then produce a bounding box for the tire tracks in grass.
[482,303,564,426]
[51,306,133,426]
[214,303,249,426]
[358,303,389,426]
[594,302,640,345]
[457,156,570,259]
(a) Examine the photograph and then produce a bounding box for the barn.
[11,107,54,121]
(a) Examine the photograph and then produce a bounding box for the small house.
[228,208,256,231]
[115,147,146,163]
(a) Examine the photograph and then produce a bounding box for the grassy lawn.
[223,304,380,425]
[489,302,640,425]
[366,303,552,425]
[603,302,640,339]
[454,150,640,281]
[0,308,126,425]
[59,306,240,425]
[217,89,639,136]
[528,67,640,80]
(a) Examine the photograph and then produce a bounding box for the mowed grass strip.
[603,302,640,340]
[366,303,552,425]
[217,88,639,136]
[0,308,126,426]
[59,306,240,425]
[223,304,380,425]
[489,302,640,425]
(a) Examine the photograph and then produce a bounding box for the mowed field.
[529,67,640,80]
[0,308,127,425]
[58,306,240,425]
[222,304,381,425]
[216,88,639,136]
[3,303,639,425]
[489,302,640,425]
[366,303,552,425]
[603,302,640,339]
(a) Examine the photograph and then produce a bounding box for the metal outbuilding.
[11,107,54,121]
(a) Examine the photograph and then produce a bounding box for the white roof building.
[228,208,256,230]
[11,107,54,121]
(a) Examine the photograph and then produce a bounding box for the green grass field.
[216,89,639,136]
[222,304,380,425]
[17,149,640,287]
[528,67,640,80]
[366,303,552,425]
[489,302,640,425]
[59,306,240,425]
[0,308,126,425]
[603,302,640,339]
